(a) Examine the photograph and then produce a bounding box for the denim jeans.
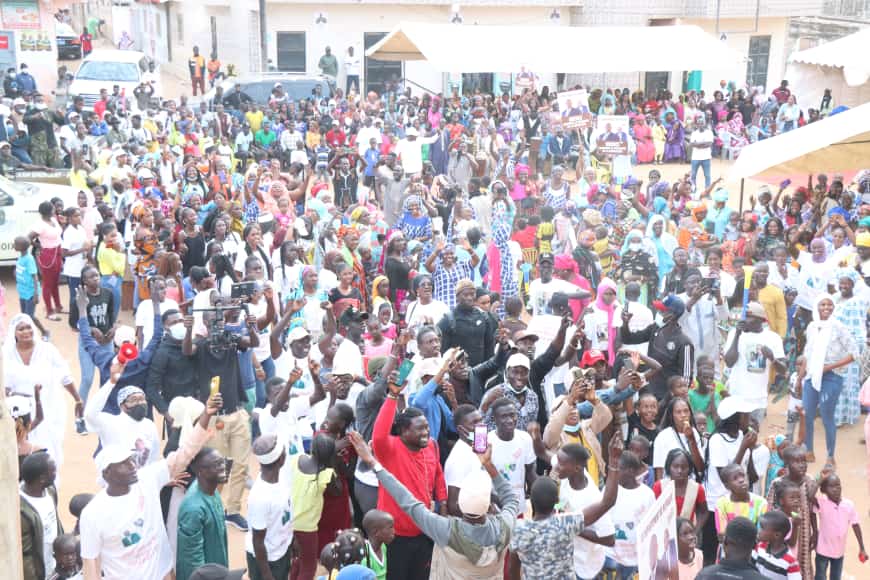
[803,372,845,458]
[815,554,844,580]
[20,297,35,317]
[603,556,638,580]
[254,356,276,409]
[66,277,80,312]
[101,274,122,320]
[79,336,114,403]
[690,158,711,189]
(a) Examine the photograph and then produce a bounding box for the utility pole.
[259,0,268,72]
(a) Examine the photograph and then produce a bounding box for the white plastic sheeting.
[365,22,741,74]
[729,101,870,179]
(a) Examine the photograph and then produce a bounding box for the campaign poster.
[556,89,592,129]
[595,114,630,156]
[514,65,538,95]
[637,483,679,580]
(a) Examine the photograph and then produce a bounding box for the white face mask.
[629,242,642,251]
[169,324,186,341]
[655,313,666,328]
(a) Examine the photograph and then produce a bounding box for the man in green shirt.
[176,448,230,580]
[318,46,338,78]
[254,122,276,152]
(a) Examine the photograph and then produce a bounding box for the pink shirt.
[814,496,859,558]
[34,218,62,249]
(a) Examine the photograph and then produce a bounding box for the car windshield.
[76,61,139,82]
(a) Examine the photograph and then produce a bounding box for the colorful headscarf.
[595,278,619,365]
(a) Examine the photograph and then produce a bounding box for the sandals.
[47,313,62,321]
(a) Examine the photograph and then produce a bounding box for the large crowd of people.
[4,49,870,580]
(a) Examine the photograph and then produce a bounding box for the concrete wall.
[145,2,563,95]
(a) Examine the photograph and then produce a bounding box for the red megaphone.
[118,343,139,364]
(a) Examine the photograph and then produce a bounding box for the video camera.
[192,302,249,353]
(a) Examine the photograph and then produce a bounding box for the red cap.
[580,349,606,367]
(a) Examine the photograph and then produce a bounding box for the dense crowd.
[4,55,870,580]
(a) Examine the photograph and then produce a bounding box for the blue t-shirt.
[16,253,38,299]
[363,148,380,177]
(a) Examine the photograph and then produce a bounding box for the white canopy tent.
[729,102,870,180]
[365,22,741,73]
[787,27,870,109]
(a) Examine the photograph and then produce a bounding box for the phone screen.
[473,424,488,453]
[397,359,415,385]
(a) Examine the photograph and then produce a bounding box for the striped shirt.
[752,542,801,580]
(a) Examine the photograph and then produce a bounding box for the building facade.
[126,0,870,98]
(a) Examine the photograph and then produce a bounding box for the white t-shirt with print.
[607,484,655,566]
[80,461,174,580]
[528,278,580,316]
[705,431,747,509]
[724,329,785,409]
[444,439,483,489]
[245,476,294,561]
[488,430,536,501]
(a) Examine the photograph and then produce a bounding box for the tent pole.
[739,178,744,213]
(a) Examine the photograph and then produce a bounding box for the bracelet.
[608,466,619,472]
[386,394,398,400]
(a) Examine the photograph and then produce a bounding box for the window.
[176,13,184,45]
[276,32,306,73]
[746,35,771,89]
[365,32,402,95]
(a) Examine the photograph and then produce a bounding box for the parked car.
[0,174,79,267]
[68,49,151,111]
[55,23,82,60]
[197,73,335,108]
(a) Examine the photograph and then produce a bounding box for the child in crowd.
[628,434,654,488]
[68,493,94,536]
[753,510,801,580]
[786,356,806,444]
[676,517,703,580]
[14,236,49,338]
[536,205,556,254]
[774,480,803,553]
[694,411,710,440]
[361,510,394,580]
[290,433,338,580]
[767,445,817,576]
[764,435,787,497]
[605,451,656,578]
[626,392,659,456]
[814,473,867,580]
[46,534,83,580]
[275,196,295,230]
[330,528,368,576]
[747,417,771,497]
[653,448,709,526]
[363,316,393,358]
[715,464,769,543]
[689,363,722,433]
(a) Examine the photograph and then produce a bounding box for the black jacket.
[145,336,199,415]
[438,305,495,367]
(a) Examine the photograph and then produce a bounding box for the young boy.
[626,392,659,456]
[767,445,818,575]
[815,473,867,579]
[628,435,654,488]
[715,463,769,542]
[689,364,722,433]
[606,451,656,578]
[46,534,83,580]
[361,510,394,580]
[14,236,49,338]
[68,493,94,536]
[753,510,801,580]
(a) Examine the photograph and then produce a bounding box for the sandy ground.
[6,154,869,578]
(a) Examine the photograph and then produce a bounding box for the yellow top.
[289,454,335,532]
[245,110,264,133]
[97,245,126,277]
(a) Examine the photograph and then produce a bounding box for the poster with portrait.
[595,114,630,156]
[637,484,679,580]
[514,65,538,95]
[556,89,592,129]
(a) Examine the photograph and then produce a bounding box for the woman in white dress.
[3,314,81,468]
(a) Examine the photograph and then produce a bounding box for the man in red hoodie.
[372,376,447,580]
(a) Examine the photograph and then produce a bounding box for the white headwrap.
[806,293,835,390]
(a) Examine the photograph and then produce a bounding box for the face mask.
[126,404,148,422]
[635,470,648,486]
[655,313,666,328]
[563,422,581,434]
[629,242,642,251]
[169,324,186,341]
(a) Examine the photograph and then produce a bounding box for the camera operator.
[182,299,259,531]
